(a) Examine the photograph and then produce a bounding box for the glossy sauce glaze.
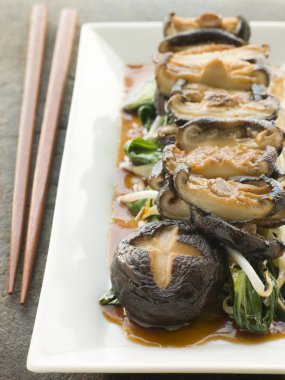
[103,64,285,348]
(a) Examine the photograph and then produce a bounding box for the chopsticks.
[20,8,78,304]
[9,6,78,303]
[8,4,48,294]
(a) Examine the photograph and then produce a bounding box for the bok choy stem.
[123,79,156,111]
[118,190,158,204]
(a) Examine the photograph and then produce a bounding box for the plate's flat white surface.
[28,22,285,374]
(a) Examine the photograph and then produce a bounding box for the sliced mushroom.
[191,206,285,261]
[255,207,285,228]
[157,176,190,219]
[157,124,178,146]
[156,44,268,67]
[177,118,284,154]
[154,88,166,115]
[164,12,250,41]
[167,84,279,121]
[148,160,165,190]
[159,30,245,53]
[155,50,270,96]
[111,220,226,327]
[174,164,284,222]
[163,144,277,179]
[160,43,235,56]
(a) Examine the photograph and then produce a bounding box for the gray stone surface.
[1,0,285,378]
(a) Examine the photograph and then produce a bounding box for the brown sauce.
[104,64,285,347]
[102,305,285,347]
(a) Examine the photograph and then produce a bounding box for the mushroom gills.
[163,144,277,178]
[174,165,284,221]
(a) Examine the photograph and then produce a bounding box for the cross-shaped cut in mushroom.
[134,225,202,288]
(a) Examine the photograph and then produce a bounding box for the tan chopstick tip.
[20,8,78,304]
[8,4,48,294]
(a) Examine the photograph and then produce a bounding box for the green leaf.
[124,137,162,166]
[138,104,156,131]
[123,79,156,111]
[125,137,158,152]
[231,263,279,334]
[99,289,120,306]
[126,198,148,216]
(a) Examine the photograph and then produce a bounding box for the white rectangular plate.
[28,21,285,374]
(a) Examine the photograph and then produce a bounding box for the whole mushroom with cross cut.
[111,220,226,328]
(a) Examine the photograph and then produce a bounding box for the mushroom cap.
[111,220,226,328]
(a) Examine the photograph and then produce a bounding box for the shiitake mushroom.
[173,164,285,222]
[111,220,226,328]
[155,47,270,96]
[176,118,284,154]
[163,12,250,41]
[148,160,165,190]
[167,83,279,122]
[163,143,278,179]
[159,30,245,53]
[157,176,190,219]
[191,206,285,261]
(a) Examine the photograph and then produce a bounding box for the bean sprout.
[117,190,158,204]
[226,246,273,298]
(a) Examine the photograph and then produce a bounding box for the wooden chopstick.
[20,8,78,304]
[8,4,48,294]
